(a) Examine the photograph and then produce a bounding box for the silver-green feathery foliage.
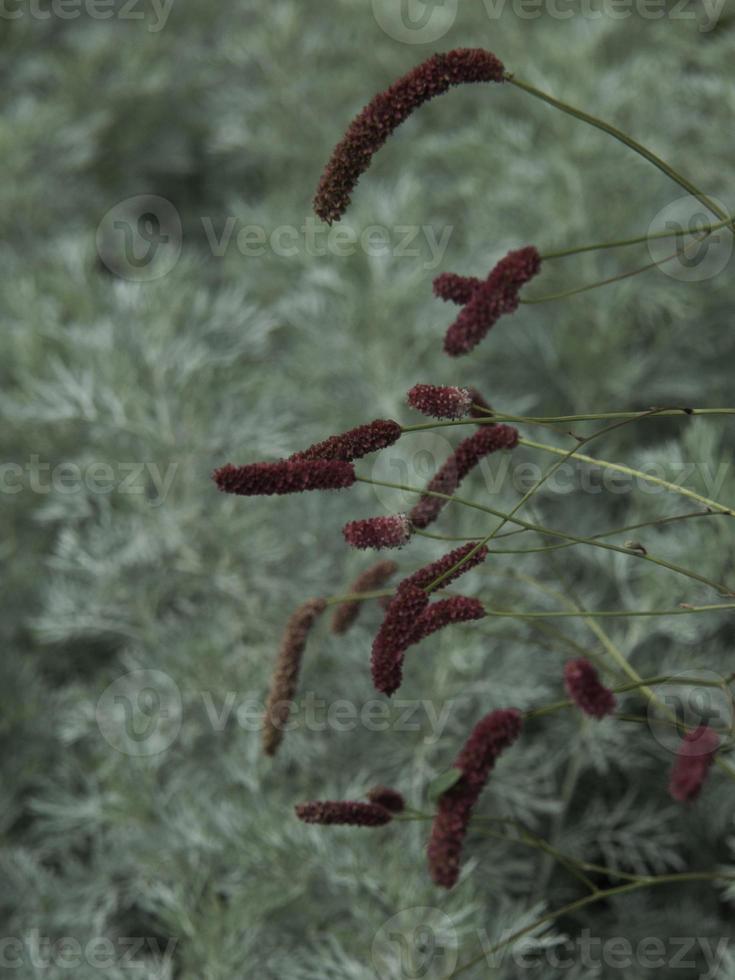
[2,2,735,977]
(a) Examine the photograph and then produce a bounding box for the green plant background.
[2,2,735,977]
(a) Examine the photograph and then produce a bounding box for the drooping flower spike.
[407,383,473,420]
[371,583,430,696]
[564,658,617,719]
[409,424,519,529]
[314,49,506,223]
[214,459,355,497]
[442,247,542,356]
[295,800,394,827]
[370,543,489,695]
[331,559,398,635]
[262,598,326,756]
[291,419,402,462]
[412,596,486,644]
[668,726,720,802]
[428,708,523,888]
[433,272,483,306]
[343,514,412,550]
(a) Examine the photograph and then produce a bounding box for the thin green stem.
[356,476,733,595]
[507,75,728,222]
[519,436,733,515]
[401,406,735,432]
[540,215,735,261]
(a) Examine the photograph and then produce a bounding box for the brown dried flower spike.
[262,598,326,757]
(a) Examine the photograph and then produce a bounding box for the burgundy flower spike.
[409,424,519,529]
[291,419,402,462]
[214,459,355,496]
[343,514,412,550]
[428,708,523,888]
[314,49,506,223]
[295,800,394,827]
[331,559,398,635]
[412,596,486,644]
[366,785,406,813]
[440,246,542,356]
[669,726,720,803]
[564,658,617,719]
[407,383,473,420]
[371,583,430,696]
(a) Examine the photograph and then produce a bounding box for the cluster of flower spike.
[437,247,542,356]
[428,708,523,888]
[314,49,506,224]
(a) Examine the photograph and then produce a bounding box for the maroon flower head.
[407,383,473,420]
[668,726,720,803]
[314,49,505,223]
[366,786,406,813]
[343,514,412,550]
[331,559,398,635]
[403,541,489,593]
[371,583,430,696]
[413,596,486,644]
[295,800,394,827]
[291,419,402,462]
[409,424,519,529]
[428,708,523,888]
[564,658,617,719]
[443,247,542,356]
[262,598,326,756]
[214,459,355,497]
[433,272,483,306]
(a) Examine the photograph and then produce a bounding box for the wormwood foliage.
[2,3,735,978]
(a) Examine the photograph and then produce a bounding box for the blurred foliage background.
[2,1,735,977]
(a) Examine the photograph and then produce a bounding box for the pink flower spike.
[407,384,473,420]
[314,49,506,223]
[343,514,412,550]
[668,726,720,802]
[295,800,394,827]
[291,419,402,462]
[428,709,523,888]
[563,658,617,719]
[213,459,355,496]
